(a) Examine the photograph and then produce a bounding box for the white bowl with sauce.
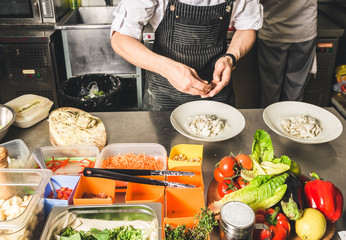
[263,101,343,144]
[170,100,245,142]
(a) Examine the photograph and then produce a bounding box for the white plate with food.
[263,101,343,144]
[170,100,245,142]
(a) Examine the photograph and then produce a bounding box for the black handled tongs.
[83,167,196,188]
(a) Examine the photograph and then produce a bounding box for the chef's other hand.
[202,55,232,98]
[162,62,211,95]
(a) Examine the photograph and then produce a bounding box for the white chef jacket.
[111,0,263,40]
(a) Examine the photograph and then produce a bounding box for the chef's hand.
[201,55,233,98]
[162,61,212,95]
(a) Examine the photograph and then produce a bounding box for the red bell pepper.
[253,207,291,240]
[304,172,343,223]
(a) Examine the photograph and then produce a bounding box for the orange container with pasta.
[164,187,205,228]
[73,175,115,205]
[95,143,167,191]
[166,165,204,190]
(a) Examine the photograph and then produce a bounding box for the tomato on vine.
[236,176,250,189]
[214,167,226,183]
[214,156,238,183]
[218,180,240,198]
[235,154,253,170]
[218,156,238,177]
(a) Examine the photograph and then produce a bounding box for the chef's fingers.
[203,67,231,98]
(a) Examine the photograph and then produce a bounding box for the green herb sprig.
[164,207,218,240]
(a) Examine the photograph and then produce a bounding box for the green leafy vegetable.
[59,226,147,240]
[251,129,275,162]
[165,207,218,240]
[209,173,288,212]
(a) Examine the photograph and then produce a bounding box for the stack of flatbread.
[48,107,106,150]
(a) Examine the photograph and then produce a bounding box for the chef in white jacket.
[111,0,263,111]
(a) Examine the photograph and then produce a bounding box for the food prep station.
[0,106,345,239]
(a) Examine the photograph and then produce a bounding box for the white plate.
[263,101,343,144]
[170,100,245,142]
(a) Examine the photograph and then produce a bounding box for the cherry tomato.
[214,167,225,183]
[235,154,253,170]
[236,176,250,189]
[217,180,239,198]
[218,156,237,177]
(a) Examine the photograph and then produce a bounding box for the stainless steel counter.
[3,108,346,239]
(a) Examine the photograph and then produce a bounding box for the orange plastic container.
[125,176,165,204]
[167,165,204,190]
[164,187,205,227]
[73,175,115,205]
[168,144,203,169]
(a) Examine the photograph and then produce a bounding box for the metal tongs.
[83,167,196,188]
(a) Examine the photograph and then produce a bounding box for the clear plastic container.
[27,145,100,175]
[96,143,167,170]
[0,139,30,169]
[5,94,54,128]
[0,169,52,239]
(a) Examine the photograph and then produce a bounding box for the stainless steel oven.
[0,0,69,25]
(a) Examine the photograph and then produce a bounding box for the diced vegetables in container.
[27,145,99,175]
[0,139,30,169]
[0,169,52,239]
[73,175,115,205]
[43,175,80,215]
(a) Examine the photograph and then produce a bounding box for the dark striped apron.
[143,0,235,111]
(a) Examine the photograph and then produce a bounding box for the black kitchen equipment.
[60,73,121,112]
[0,28,65,108]
[83,167,196,188]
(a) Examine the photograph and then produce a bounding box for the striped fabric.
[143,0,234,111]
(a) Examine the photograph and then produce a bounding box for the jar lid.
[220,201,255,229]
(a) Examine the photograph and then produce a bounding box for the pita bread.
[48,107,106,150]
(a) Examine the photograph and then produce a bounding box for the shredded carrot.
[43,157,95,173]
[102,153,164,170]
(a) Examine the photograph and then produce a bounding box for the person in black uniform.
[111,0,263,111]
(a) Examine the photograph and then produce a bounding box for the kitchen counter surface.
[3,107,346,239]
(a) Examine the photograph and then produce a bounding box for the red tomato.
[218,180,240,198]
[218,156,237,177]
[235,154,253,170]
[236,176,250,189]
[214,167,225,183]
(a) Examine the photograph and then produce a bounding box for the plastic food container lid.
[0,169,52,234]
[5,94,53,122]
